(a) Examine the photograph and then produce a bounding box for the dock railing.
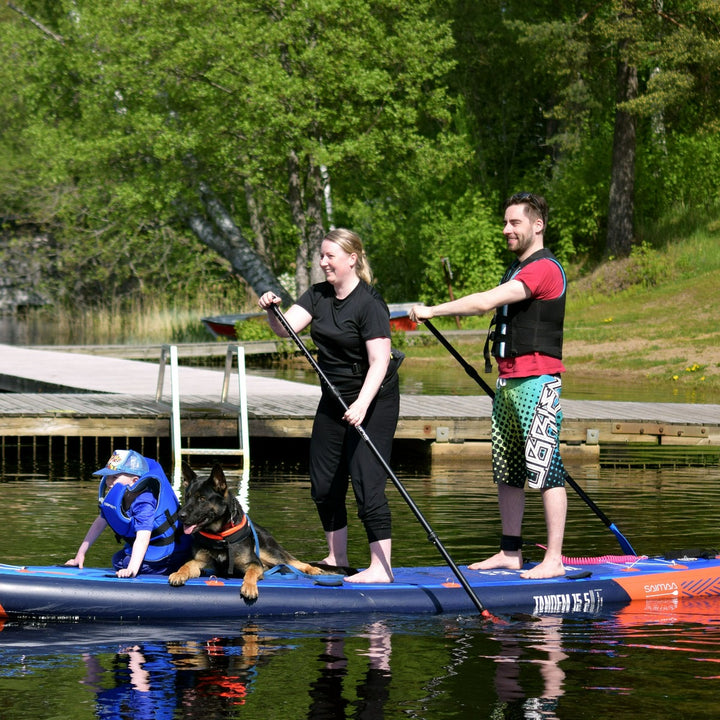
[156,344,250,489]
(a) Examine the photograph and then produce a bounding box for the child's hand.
[116,567,138,578]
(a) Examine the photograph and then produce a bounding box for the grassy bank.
[400,218,720,403]
[563,270,719,397]
[560,220,718,399]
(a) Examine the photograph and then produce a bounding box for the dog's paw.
[309,562,356,576]
[292,561,324,576]
[168,571,188,586]
[240,581,259,601]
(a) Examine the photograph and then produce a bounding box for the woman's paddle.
[422,319,637,557]
[270,304,497,620]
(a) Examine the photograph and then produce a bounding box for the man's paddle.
[270,304,497,620]
[422,318,637,557]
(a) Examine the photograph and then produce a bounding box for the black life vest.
[484,248,566,372]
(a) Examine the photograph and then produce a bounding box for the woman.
[259,229,400,583]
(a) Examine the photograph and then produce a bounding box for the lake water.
[1,319,718,716]
[244,357,720,405]
[1,455,719,719]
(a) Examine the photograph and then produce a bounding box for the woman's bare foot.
[322,528,349,569]
[319,554,349,568]
[345,539,393,583]
[468,550,523,571]
[344,567,394,584]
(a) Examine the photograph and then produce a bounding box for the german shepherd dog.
[168,464,323,600]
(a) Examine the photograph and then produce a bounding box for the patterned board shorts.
[491,375,566,490]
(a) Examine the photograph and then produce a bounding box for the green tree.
[415,191,503,306]
[510,0,720,258]
[1,2,249,308]
[1,0,467,307]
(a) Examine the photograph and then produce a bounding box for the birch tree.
[1,0,460,305]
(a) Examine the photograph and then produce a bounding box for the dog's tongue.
[183,524,198,535]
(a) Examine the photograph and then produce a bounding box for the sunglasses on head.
[510,191,541,208]
[507,192,547,223]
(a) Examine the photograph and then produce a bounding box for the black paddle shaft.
[423,319,496,399]
[422,319,636,556]
[270,304,494,618]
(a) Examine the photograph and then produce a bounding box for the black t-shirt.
[296,280,391,393]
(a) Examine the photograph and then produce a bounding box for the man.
[409,192,567,579]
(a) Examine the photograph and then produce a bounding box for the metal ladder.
[156,344,250,488]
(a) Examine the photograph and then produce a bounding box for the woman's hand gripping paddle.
[270,304,501,621]
[422,319,637,557]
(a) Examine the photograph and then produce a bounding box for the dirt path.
[563,336,720,380]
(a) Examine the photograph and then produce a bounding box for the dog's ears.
[181,461,197,488]
[210,464,228,493]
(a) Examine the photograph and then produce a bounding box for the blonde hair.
[324,228,373,284]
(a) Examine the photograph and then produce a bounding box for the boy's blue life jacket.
[98,458,182,562]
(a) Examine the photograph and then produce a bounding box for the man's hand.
[409,305,433,323]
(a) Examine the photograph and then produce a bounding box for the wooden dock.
[0,344,717,467]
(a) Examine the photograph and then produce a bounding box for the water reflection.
[81,644,186,719]
[488,616,567,719]
[308,621,392,720]
[0,616,561,719]
[3,597,720,720]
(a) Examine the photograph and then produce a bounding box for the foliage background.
[1,0,719,313]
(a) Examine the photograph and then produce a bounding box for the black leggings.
[309,374,399,544]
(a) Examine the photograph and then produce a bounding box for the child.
[66,449,190,577]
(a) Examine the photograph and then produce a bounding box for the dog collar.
[198,514,249,543]
[195,514,260,577]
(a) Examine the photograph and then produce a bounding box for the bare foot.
[520,558,565,579]
[344,567,394,584]
[468,550,523,571]
[319,554,348,568]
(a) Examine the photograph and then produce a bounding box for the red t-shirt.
[496,258,566,379]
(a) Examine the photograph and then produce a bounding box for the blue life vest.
[98,458,182,563]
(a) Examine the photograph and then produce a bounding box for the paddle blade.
[609,523,637,556]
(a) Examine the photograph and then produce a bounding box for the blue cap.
[93,449,149,478]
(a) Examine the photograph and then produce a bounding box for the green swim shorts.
[491,375,566,490]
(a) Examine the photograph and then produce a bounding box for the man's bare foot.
[520,558,565,579]
[468,550,523,571]
[344,567,394,584]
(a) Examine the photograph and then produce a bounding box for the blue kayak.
[2,554,720,620]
